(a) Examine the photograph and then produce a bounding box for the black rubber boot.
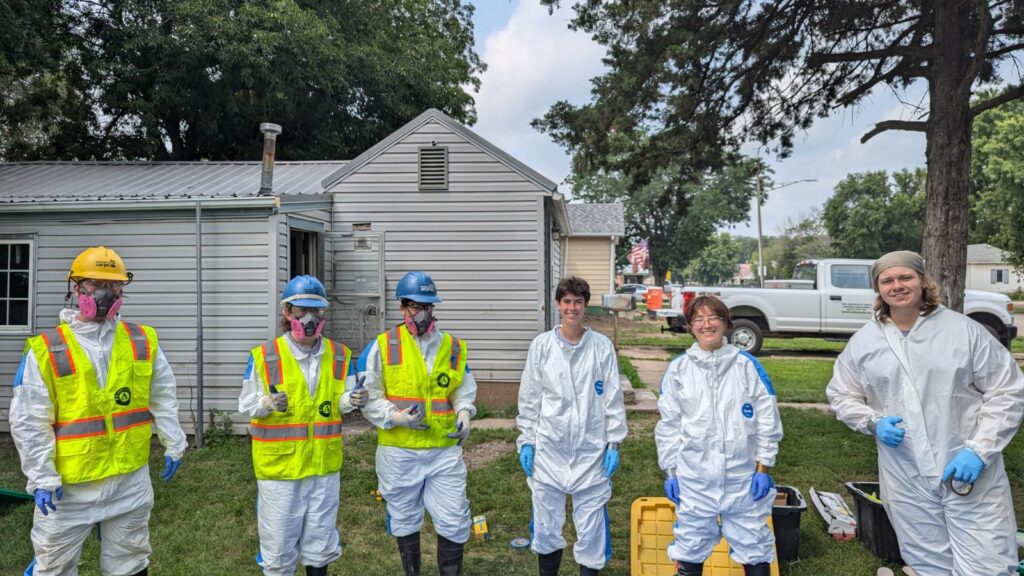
[743,563,771,576]
[397,532,421,576]
[578,564,600,575]
[676,561,704,576]
[132,569,148,576]
[538,548,563,576]
[305,565,329,576]
[436,534,464,576]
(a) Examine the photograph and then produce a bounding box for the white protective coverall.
[358,327,477,542]
[655,341,782,565]
[516,327,628,570]
[827,306,1024,575]
[238,334,359,576]
[10,308,187,576]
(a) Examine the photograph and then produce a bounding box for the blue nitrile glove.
[875,416,906,447]
[942,448,985,484]
[663,474,680,505]
[750,472,774,501]
[603,444,620,478]
[519,444,534,477]
[446,410,472,445]
[33,487,62,516]
[160,456,182,482]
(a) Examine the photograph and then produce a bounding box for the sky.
[466,0,934,238]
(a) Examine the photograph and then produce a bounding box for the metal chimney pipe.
[258,122,282,196]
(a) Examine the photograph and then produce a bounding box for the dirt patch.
[463,439,515,471]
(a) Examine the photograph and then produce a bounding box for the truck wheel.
[729,319,763,355]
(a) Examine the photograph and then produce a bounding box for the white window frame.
[0,237,36,334]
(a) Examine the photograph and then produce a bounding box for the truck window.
[830,264,871,289]
[793,263,817,282]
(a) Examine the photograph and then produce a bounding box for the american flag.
[627,239,649,272]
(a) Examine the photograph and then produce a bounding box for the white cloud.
[470,1,606,190]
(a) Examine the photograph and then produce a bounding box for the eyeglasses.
[401,300,434,312]
[691,316,723,326]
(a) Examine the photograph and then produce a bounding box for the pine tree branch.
[809,45,930,65]
[970,84,1024,117]
[860,120,927,143]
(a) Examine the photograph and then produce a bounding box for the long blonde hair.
[874,272,941,323]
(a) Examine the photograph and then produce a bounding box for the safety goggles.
[288,306,326,318]
[78,279,125,292]
[401,299,434,313]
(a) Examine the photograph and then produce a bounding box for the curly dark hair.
[555,276,591,304]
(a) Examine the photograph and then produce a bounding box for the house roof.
[967,243,1008,264]
[0,161,348,204]
[320,108,558,193]
[567,203,625,237]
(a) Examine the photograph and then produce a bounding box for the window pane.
[0,302,7,325]
[9,300,27,325]
[10,271,28,298]
[831,265,871,289]
[0,245,7,269]
[10,244,28,269]
[0,272,6,297]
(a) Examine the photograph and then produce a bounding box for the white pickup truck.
[660,259,1018,354]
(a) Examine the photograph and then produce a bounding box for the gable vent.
[418,146,448,190]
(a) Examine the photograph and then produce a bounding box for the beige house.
[565,203,625,297]
[966,243,1024,294]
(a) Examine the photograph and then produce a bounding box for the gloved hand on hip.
[875,415,905,447]
[446,410,472,444]
[33,487,63,516]
[750,472,774,501]
[663,473,680,505]
[260,390,288,413]
[603,444,620,478]
[160,455,182,482]
[942,448,985,484]
[519,444,534,477]
[391,405,429,430]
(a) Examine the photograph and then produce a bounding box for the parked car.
[618,283,649,303]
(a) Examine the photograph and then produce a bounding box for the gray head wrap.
[871,250,925,291]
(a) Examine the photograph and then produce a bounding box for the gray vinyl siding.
[328,119,549,383]
[0,210,278,431]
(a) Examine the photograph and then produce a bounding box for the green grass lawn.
[1013,337,1023,353]
[761,358,835,404]
[618,356,645,389]
[5,408,1024,575]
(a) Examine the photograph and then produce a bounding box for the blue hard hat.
[281,275,328,308]
[396,271,442,304]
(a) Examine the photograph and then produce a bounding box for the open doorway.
[289,228,321,279]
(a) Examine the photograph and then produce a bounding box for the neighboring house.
[0,108,570,431]
[732,262,755,285]
[565,203,625,297]
[966,243,1024,294]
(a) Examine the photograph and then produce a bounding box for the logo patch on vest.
[319,401,332,417]
[437,373,451,388]
[115,387,132,406]
[595,380,604,395]
[741,403,754,419]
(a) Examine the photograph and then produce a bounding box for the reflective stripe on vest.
[122,322,151,361]
[113,408,153,432]
[261,339,283,387]
[54,415,106,440]
[386,327,403,366]
[313,420,343,439]
[387,395,425,411]
[449,336,461,371]
[331,340,347,380]
[250,422,307,442]
[40,328,76,378]
[431,399,453,415]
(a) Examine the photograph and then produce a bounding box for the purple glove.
[33,487,63,516]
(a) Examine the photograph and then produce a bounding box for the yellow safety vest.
[377,325,468,449]
[249,336,351,480]
[23,322,157,485]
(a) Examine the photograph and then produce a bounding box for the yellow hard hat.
[68,246,131,282]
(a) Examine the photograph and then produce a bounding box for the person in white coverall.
[238,275,365,576]
[827,250,1024,576]
[10,246,186,576]
[517,276,628,576]
[655,294,782,576]
[358,271,476,576]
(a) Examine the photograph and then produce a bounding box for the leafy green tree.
[686,233,740,286]
[762,210,832,279]
[1,0,483,161]
[971,107,1024,272]
[822,170,925,259]
[536,0,1024,311]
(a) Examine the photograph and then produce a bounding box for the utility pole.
[756,174,765,288]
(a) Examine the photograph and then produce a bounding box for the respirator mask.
[402,301,436,336]
[290,308,325,340]
[69,280,124,321]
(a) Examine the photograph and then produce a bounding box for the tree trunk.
[922,0,975,312]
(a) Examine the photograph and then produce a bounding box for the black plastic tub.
[845,481,903,563]
[772,485,807,562]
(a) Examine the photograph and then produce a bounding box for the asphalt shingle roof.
[966,243,1009,264]
[0,161,348,204]
[567,203,625,237]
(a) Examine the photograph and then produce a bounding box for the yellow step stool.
[630,497,781,576]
